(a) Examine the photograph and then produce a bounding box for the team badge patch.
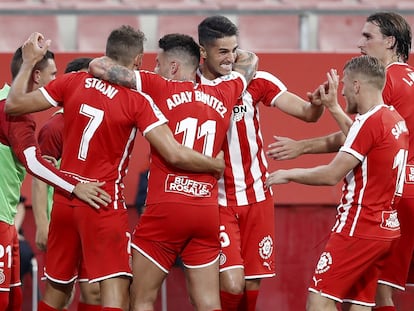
[315,252,332,274]
[0,270,5,284]
[219,252,227,266]
[258,235,273,260]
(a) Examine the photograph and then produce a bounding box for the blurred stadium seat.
[238,15,300,51]
[0,15,62,52]
[318,15,366,52]
[76,15,140,52]
[157,15,208,41]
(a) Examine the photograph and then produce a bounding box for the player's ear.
[32,69,41,84]
[134,53,143,69]
[199,45,207,59]
[171,61,178,75]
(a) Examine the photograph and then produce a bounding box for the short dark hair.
[159,33,200,68]
[10,47,54,79]
[198,15,238,47]
[367,12,412,62]
[65,57,92,73]
[105,25,146,66]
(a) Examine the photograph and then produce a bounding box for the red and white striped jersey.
[383,62,414,197]
[135,70,246,206]
[40,71,167,209]
[333,105,408,240]
[197,70,287,206]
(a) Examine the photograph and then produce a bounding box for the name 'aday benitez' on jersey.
[166,90,227,118]
[84,78,119,99]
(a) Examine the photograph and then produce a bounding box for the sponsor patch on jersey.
[315,252,332,274]
[232,104,247,122]
[165,174,213,197]
[405,165,414,184]
[380,210,400,230]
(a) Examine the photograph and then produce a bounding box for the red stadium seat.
[318,15,366,52]
[156,15,208,41]
[238,15,300,51]
[0,15,62,52]
[76,15,140,53]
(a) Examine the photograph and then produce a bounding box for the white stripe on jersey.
[39,87,59,107]
[24,146,75,194]
[350,158,368,236]
[114,127,137,210]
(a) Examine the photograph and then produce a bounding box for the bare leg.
[306,292,340,311]
[42,280,74,310]
[99,276,130,311]
[375,284,394,307]
[185,259,221,311]
[130,250,167,311]
[79,281,101,305]
[220,268,245,294]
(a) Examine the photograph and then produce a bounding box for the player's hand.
[319,69,339,110]
[73,181,112,209]
[267,136,304,160]
[213,150,225,179]
[21,32,51,65]
[41,155,58,167]
[266,170,290,187]
[35,225,49,251]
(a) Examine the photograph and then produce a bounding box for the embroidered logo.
[259,235,273,260]
[0,270,5,284]
[219,252,227,266]
[315,252,332,274]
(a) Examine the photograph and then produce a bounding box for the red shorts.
[45,203,132,283]
[378,197,414,289]
[132,202,220,272]
[218,198,275,279]
[0,223,20,290]
[309,233,394,306]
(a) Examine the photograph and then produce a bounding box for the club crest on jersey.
[315,252,332,274]
[0,270,4,284]
[165,174,213,197]
[232,104,247,122]
[219,252,227,266]
[381,210,400,230]
[258,235,273,260]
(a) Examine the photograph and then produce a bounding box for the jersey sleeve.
[134,70,166,95]
[340,113,378,161]
[38,112,64,160]
[39,74,74,107]
[7,114,77,196]
[252,71,287,107]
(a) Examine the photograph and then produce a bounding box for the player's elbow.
[163,150,186,168]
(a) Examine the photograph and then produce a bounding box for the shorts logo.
[259,235,273,260]
[165,174,212,197]
[381,210,400,230]
[219,252,227,266]
[0,270,5,284]
[315,252,332,274]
